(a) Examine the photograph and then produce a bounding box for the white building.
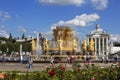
[109,42,120,54]
[87,25,110,59]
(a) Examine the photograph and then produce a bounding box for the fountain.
[38,26,82,60]
[35,33,43,60]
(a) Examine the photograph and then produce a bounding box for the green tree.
[13,42,20,52]
[21,34,25,39]
[8,33,13,41]
[21,42,31,52]
[7,42,13,54]
[0,44,7,53]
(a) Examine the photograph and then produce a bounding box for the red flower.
[77,68,81,72]
[49,70,56,76]
[61,66,65,71]
[77,56,80,59]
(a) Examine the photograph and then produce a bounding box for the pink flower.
[91,76,94,80]
[0,74,4,79]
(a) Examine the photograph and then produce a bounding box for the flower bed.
[0,64,120,80]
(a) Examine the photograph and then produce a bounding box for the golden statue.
[89,38,94,52]
[82,40,87,52]
[52,26,73,41]
[51,26,79,52]
[31,38,35,51]
[58,38,63,50]
[43,38,49,51]
[72,39,77,50]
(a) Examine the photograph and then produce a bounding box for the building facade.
[87,25,110,59]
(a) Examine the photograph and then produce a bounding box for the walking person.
[86,54,90,62]
[101,55,105,63]
[2,54,6,64]
[83,55,87,67]
[50,55,54,67]
[29,57,33,68]
[114,54,118,63]
[26,54,30,64]
[65,55,70,68]
[20,54,23,65]
[67,55,70,63]
[105,55,109,63]
[84,55,86,62]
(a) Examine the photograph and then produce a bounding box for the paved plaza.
[0,62,118,72]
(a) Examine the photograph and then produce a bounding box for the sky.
[0,0,120,40]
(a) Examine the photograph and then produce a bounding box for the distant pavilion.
[87,25,110,59]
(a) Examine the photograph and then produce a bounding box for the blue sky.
[0,0,120,39]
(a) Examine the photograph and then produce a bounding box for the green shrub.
[0,63,120,80]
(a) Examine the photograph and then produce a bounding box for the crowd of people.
[1,54,33,68]
[0,53,119,69]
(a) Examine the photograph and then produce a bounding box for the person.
[50,55,54,66]
[87,55,91,64]
[86,55,90,62]
[70,56,74,63]
[114,54,118,63]
[67,55,70,63]
[84,55,86,62]
[26,55,30,64]
[2,54,6,64]
[101,55,105,63]
[29,57,33,68]
[105,55,109,63]
[20,55,23,65]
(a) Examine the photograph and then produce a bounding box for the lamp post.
[25,38,27,55]
[20,44,23,64]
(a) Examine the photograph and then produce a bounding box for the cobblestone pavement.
[0,62,119,72]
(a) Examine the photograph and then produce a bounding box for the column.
[102,37,104,56]
[94,38,97,58]
[99,38,101,57]
[106,37,109,56]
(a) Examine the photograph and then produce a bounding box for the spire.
[96,24,100,30]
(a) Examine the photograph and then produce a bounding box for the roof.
[87,24,109,37]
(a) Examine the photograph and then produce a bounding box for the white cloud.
[39,0,85,6]
[18,26,27,33]
[91,0,108,10]
[0,30,9,38]
[110,34,120,42]
[0,25,9,38]
[0,10,11,21]
[38,0,108,10]
[53,13,100,27]
[32,31,38,34]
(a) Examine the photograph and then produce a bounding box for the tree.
[21,34,25,39]
[0,44,7,53]
[13,42,20,52]
[8,33,13,41]
[7,42,13,54]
